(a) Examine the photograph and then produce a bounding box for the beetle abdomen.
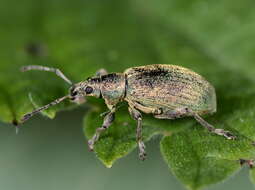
[124,64,216,115]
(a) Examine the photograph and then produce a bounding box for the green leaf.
[1,0,255,189]
[160,130,254,190]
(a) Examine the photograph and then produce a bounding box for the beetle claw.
[139,152,147,161]
[213,129,236,140]
[88,140,94,152]
[223,130,236,140]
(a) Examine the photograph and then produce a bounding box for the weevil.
[20,64,236,160]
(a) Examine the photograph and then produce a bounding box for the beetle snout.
[69,86,86,104]
[69,86,79,99]
[70,90,78,98]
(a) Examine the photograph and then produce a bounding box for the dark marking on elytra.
[141,68,169,78]
[135,68,205,90]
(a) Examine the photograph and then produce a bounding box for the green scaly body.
[124,64,216,116]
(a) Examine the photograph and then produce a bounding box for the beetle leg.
[128,106,146,160]
[95,68,108,77]
[88,107,116,151]
[194,113,236,140]
[154,107,236,140]
[127,101,162,115]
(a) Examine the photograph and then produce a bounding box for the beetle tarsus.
[211,129,236,140]
[138,141,147,161]
[194,114,236,140]
[88,139,95,151]
[215,128,235,140]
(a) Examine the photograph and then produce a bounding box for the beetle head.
[69,78,101,103]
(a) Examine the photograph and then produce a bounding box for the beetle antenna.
[20,95,70,123]
[20,65,73,85]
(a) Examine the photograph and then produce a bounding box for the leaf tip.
[105,163,113,168]
[100,159,113,168]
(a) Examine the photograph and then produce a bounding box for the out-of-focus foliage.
[1,0,255,189]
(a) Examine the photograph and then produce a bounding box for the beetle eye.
[85,86,93,94]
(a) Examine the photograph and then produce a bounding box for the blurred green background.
[1,0,255,189]
[0,109,254,190]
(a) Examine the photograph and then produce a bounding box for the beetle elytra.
[20,64,236,160]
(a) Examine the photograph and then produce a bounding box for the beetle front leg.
[88,107,116,151]
[128,106,146,160]
[194,113,236,140]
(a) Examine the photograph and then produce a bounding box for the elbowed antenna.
[20,95,70,123]
[20,65,73,85]
[19,65,74,124]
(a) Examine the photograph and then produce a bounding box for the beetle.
[20,64,235,160]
